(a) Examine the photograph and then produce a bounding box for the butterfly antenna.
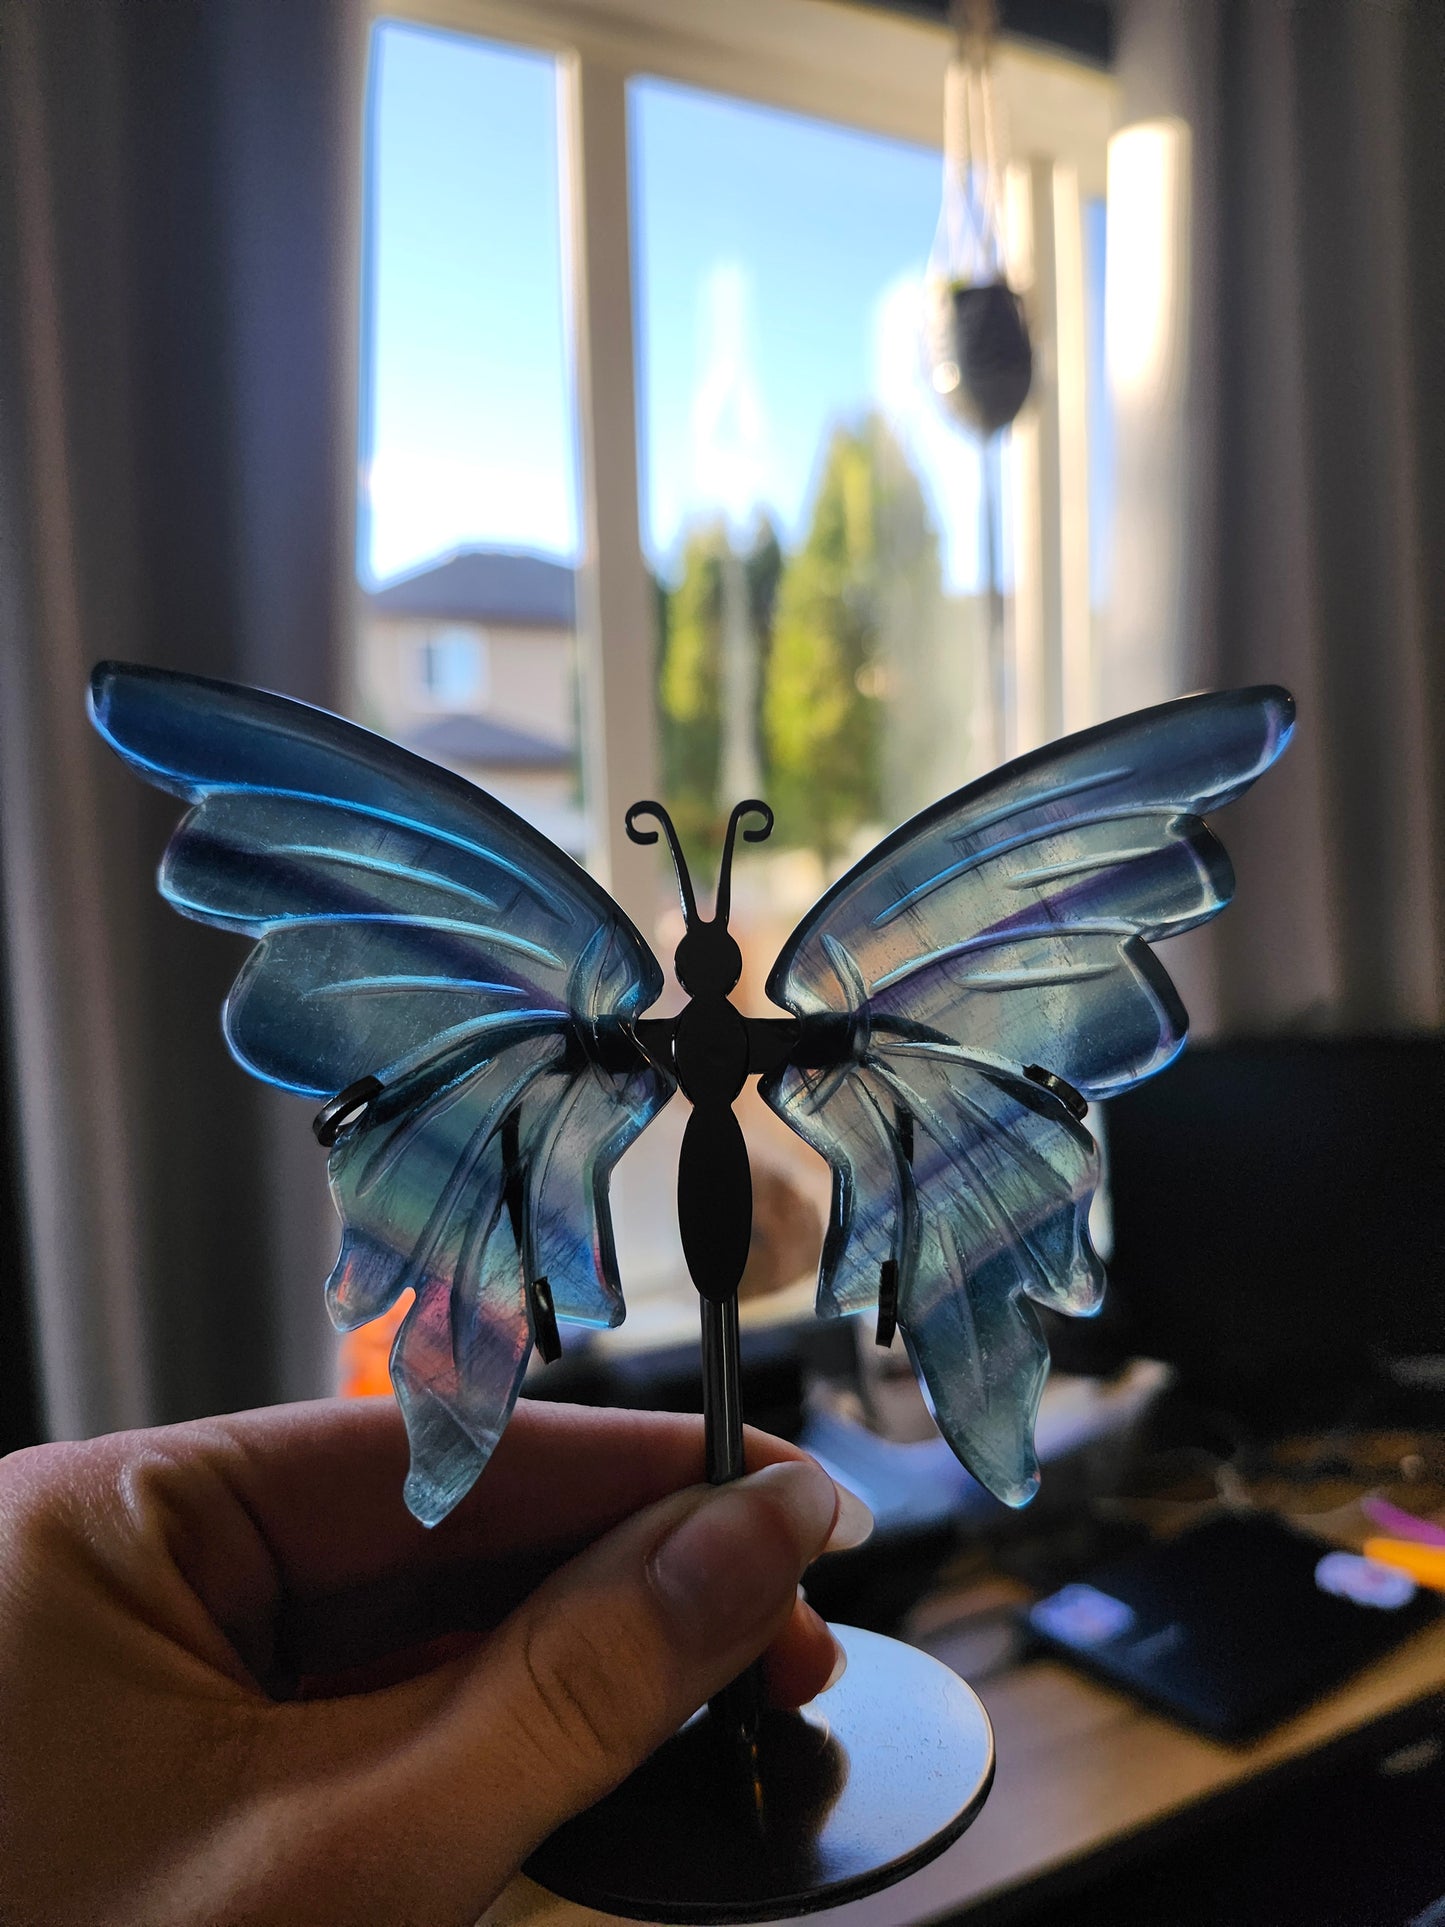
[714,799,773,928]
[626,800,698,926]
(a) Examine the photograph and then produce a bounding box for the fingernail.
[744,1461,843,1549]
[648,1460,838,1654]
[821,1637,848,1694]
[825,1481,874,1552]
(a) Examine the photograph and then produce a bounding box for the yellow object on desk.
[1363,1537,1445,1591]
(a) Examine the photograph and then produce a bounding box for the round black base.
[523,1626,995,1923]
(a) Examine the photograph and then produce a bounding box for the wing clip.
[1022,1064,1088,1122]
[876,1259,899,1350]
[500,1104,564,1366]
[528,1276,562,1364]
[313,1075,383,1147]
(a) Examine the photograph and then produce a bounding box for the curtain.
[1107,0,1445,1038]
[0,0,366,1440]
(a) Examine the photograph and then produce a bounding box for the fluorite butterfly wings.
[90,664,1292,1523]
[89,664,673,1522]
[760,687,1293,1503]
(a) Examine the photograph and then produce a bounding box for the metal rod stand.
[702,1294,744,1485]
[701,1291,763,1771]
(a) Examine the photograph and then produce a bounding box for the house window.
[346,0,1116,1363]
[413,625,490,710]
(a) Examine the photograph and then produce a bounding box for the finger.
[763,1593,845,1709]
[294,1587,844,1707]
[184,1397,809,1583]
[89,1399,810,1665]
[268,1460,844,1922]
[275,1433,870,1687]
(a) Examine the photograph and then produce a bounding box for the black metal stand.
[701,1294,765,1755]
[523,801,996,1920]
[524,1623,994,1923]
[702,1296,745,1484]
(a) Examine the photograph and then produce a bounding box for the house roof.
[410,713,574,772]
[369,547,576,628]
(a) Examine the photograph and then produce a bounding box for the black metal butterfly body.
[627,801,801,1307]
[89,663,1294,1525]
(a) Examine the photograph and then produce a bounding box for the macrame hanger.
[938,0,1005,288]
[922,0,1033,442]
[921,0,1031,768]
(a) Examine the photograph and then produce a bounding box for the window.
[345,0,1116,1371]
[360,25,577,583]
[634,78,998,884]
[355,21,586,834]
[413,626,490,709]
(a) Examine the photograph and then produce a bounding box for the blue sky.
[630,78,980,581]
[360,20,1108,597]
[361,24,577,583]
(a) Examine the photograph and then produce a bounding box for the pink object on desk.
[1362,1497,1445,1547]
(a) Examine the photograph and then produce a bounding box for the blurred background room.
[2,1,1444,1922]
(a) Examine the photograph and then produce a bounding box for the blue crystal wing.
[327,1030,557,1525]
[89,663,674,1520]
[768,1041,1100,1504]
[771,687,1295,1093]
[762,686,1293,1505]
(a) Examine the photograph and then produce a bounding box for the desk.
[483,1611,1445,1927]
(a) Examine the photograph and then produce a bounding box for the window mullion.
[1005,160,1051,754]
[1052,163,1095,733]
[561,50,658,928]
[1006,154,1092,753]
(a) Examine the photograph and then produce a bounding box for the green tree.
[657,522,724,852]
[763,414,941,862]
[745,517,783,760]
[656,514,782,855]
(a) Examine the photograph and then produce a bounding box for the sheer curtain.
[0,0,366,1439]
[1107,0,1444,1038]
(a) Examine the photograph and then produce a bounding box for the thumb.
[302,1457,850,1922]
[463,1456,844,1852]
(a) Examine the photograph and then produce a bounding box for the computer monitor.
[1047,1037,1445,1431]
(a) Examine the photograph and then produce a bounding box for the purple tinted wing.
[89,664,673,1522]
[763,686,1293,1505]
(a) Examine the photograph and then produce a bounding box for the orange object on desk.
[338,1292,410,1399]
[1362,1536,1445,1591]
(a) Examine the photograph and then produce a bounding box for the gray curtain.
[0,0,366,1439]
[1109,0,1445,1038]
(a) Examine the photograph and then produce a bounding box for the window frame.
[362,0,1117,924]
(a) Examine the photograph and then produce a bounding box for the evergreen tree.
[745,517,783,761]
[657,522,724,851]
[656,514,782,855]
[764,413,941,862]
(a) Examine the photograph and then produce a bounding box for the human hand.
[0,1397,872,1927]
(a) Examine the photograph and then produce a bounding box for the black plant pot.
[929,279,1033,437]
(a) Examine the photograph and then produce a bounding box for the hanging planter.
[922,0,1033,438]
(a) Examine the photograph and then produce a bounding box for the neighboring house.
[358,546,585,854]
